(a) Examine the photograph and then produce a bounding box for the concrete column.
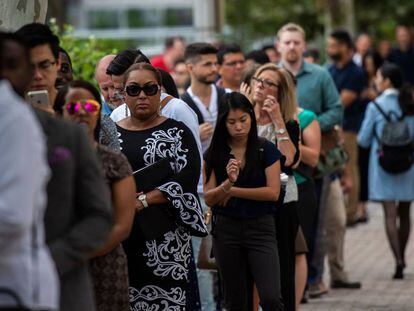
[192,0,216,41]
[0,0,48,31]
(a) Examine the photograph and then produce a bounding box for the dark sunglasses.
[65,99,100,115]
[125,83,160,97]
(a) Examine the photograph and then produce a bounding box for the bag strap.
[372,101,391,122]
[215,85,227,116]
[0,287,27,309]
[160,95,174,111]
[181,91,204,124]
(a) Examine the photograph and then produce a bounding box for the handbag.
[314,127,348,178]
[133,158,177,240]
[197,208,217,270]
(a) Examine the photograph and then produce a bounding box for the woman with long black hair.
[358,63,414,279]
[204,92,283,311]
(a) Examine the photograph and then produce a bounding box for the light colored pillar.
[0,0,48,31]
[193,0,216,42]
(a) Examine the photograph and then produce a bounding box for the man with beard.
[327,30,366,226]
[181,42,227,310]
[277,23,360,299]
[182,42,227,152]
[277,23,342,128]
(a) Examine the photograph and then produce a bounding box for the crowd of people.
[0,20,414,311]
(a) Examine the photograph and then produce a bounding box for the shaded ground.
[301,203,414,311]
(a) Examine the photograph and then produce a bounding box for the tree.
[50,20,118,86]
[224,0,414,46]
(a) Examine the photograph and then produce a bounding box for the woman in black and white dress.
[116,62,207,310]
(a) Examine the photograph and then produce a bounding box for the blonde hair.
[277,23,306,41]
[253,63,297,122]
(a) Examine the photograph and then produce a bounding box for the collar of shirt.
[280,60,314,77]
[186,84,218,119]
[382,88,399,96]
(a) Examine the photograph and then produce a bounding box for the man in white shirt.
[180,42,230,310]
[0,31,59,310]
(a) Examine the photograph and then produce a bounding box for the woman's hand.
[240,82,252,99]
[226,159,241,183]
[261,95,283,125]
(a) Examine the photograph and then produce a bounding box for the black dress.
[89,145,133,311]
[117,118,207,310]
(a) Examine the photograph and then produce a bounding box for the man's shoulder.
[302,61,330,78]
[110,103,128,122]
[163,97,198,120]
[150,54,163,63]
[34,109,87,148]
[348,60,365,75]
[35,109,78,131]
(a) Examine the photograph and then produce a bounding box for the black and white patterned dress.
[117,118,207,311]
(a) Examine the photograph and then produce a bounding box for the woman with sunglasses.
[252,64,301,311]
[54,80,137,311]
[204,92,283,310]
[116,63,207,310]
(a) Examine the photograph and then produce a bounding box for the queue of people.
[1,20,414,311]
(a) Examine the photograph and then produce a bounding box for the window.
[165,8,193,26]
[127,9,161,28]
[88,10,119,29]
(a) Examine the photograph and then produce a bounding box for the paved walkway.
[301,202,414,311]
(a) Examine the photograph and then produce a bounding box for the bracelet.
[277,136,290,143]
[275,128,286,135]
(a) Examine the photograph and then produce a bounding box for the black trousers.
[296,180,319,267]
[275,202,299,311]
[213,214,283,311]
[358,146,370,202]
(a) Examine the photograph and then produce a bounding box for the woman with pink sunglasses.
[54,80,137,311]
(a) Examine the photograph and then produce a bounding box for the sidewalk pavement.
[301,202,414,311]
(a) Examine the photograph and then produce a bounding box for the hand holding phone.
[27,90,49,106]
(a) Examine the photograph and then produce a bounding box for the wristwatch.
[275,128,286,135]
[138,194,148,208]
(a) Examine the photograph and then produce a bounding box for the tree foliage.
[49,19,129,85]
[225,0,414,46]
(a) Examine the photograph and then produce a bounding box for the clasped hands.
[218,158,242,206]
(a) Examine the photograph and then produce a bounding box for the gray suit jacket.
[34,109,112,311]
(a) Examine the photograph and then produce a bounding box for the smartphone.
[27,90,49,106]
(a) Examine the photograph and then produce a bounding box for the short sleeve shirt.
[328,60,366,132]
[211,139,282,218]
[293,109,317,184]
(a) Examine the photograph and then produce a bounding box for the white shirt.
[110,93,204,193]
[0,81,59,309]
[186,85,218,153]
[353,53,363,67]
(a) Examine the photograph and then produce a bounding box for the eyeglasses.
[65,99,101,115]
[223,60,245,67]
[33,59,57,72]
[252,76,279,89]
[125,83,160,97]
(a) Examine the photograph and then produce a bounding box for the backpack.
[373,101,414,174]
